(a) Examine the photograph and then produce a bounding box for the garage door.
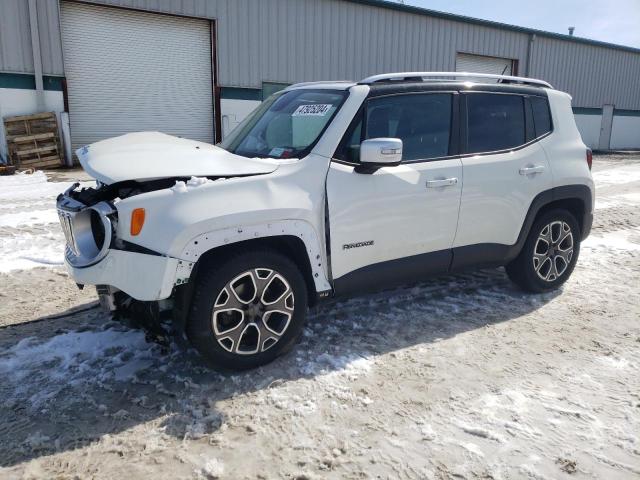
[60,2,214,151]
[456,53,514,79]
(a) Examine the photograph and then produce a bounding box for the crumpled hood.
[76,132,278,184]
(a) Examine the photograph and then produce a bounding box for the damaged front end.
[56,178,196,339]
[56,132,281,343]
[57,177,191,267]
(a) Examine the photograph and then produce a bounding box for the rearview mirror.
[359,138,403,168]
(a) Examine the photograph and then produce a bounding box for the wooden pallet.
[3,112,63,169]
[0,165,17,176]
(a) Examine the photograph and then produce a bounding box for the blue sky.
[402,0,640,48]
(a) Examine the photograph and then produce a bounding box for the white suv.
[57,72,594,369]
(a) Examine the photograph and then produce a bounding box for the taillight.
[586,148,593,171]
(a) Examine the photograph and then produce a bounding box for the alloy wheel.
[532,221,574,282]
[211,268,295,355]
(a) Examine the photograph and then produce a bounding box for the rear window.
[466,93,525,154]
[530,96,552,137]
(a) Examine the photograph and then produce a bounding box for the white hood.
[76,132,278,184]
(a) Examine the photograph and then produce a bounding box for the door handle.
[519,165,545,175]
[426,177,458,188]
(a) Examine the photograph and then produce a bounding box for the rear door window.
[465,93,525,154]
[530,96,552,138]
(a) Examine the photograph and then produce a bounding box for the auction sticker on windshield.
[292,104,332,116]
[269,147,286,157]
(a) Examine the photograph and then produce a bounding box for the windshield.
[219,89,347,159]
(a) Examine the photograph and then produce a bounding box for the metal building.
[1,0,639,163]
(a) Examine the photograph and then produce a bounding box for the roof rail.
[359,72,553,88]
[285,80,353,90]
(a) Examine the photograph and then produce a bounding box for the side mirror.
[358,138,402,172]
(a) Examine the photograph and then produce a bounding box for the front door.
[326,92,463,295]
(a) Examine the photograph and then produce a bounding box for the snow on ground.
[591,162,640,186]
[594,192,640,210]
[0,171,91,272]
[0,156,639,479]
[582,228,640,251]
[0,327,157,408]
[0,209,60,228]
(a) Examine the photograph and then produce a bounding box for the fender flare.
[511,184,593,260]
[176,220,331,293]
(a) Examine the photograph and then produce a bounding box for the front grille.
[56,192,115,268]
[58,209,78,255]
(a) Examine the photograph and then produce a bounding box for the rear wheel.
[506,209,581,293]
[187,250,308,370]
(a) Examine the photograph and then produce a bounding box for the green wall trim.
[43,76,64,91]
[573,107,602,116]
[0,73,64,91]
[573,107,640,117]
[220,87,261,101]
[0,73,35,90]
[614,109,640,117]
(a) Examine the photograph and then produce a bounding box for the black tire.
[186,249,308,370]
[506,209,581,293]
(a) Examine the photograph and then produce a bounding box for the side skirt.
[332,250,451,298]
[449,243,512,272]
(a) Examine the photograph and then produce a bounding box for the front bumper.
[57,184,193,302]
[66,249,182,301]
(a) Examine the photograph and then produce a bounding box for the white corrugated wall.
[60,1,214,149]
[4,0,640,109]
[2,0,639,149]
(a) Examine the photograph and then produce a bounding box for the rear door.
[452,92,553,266]
[327,92,463,294]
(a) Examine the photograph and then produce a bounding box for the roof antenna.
[496,64,509,83]
[568,27,575,36]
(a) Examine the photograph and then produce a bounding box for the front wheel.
[187,250,308,370]
[506,209,581,293]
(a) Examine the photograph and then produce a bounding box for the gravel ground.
[0,155,638,479]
